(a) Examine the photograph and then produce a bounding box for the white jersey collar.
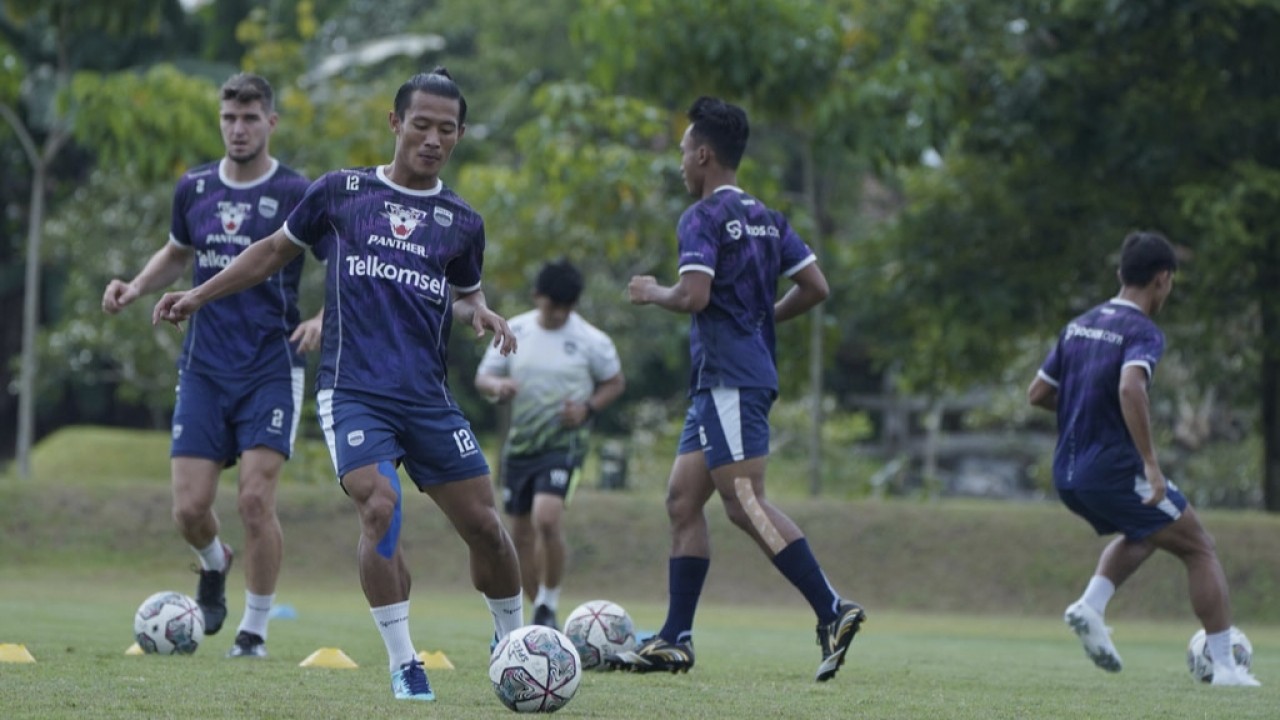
[377,165,443,197]
[218,157,279,189]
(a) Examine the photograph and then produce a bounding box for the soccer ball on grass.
[1187,626,1252,683]
[134,591,204,655]
[489,624,582,713]
[563,599,637,670]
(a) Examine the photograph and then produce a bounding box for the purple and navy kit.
[1037,299,1165,490]
[283,165,485,407]
[677,185,816,393]
[169,158,315,377]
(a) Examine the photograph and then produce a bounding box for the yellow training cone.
[419,650,455,670]
[125,642,144,656]
[0,644,36,663]
[300,648,358,669]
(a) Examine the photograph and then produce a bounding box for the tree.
[1,0,190,477]
[852,0,1280,508]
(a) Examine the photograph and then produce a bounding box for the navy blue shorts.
[1058,476,1189,540]
[676,387,774,469]
[500,452,581,515]
[170,367,304,466]
[317,388,490,489]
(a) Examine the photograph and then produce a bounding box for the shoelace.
[400,661,431,694]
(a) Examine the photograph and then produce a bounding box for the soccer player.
[152,68,524,702]
[475,259,626,631]
[102,73,322,659]
[606,97,865,682]
[1027,231,1260,686]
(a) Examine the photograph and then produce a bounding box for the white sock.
[237,591,274,640]
[193,538,227,572]
[1206,629,1238,671]
[370,601,416,672]
[534,585,560,611]
[486,593,524,640]
[1081,575,1115,614]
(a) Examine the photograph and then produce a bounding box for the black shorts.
[500,452,581,515]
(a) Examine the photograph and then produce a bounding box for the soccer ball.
[1187,627,1253,682]
[134,591,204,655]
[563,599,637,670]
[489,625,582,713]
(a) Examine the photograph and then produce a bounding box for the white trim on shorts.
[1132,474,1182,521]
[288,366,305,452]
[710,387,745,462]
[316,388,339,475]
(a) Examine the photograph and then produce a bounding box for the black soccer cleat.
[226,630,267,658]
[532,603,559,631]
[603,636,694,674]
[815,600,865,682]
[194,543,234,636]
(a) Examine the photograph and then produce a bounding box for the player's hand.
[290,316,323,353]
[628,275,657,305]
[472,307,517,356]
[152,291,200,329]
[1141,463,1168,506]
[560,400,591,428]
[492,378,520,402]
[102,279,140,315]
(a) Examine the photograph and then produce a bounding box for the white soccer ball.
[489,625,582,713]
[1187,626,1253,683]
[563,599,637,670]
[134,591,204,655]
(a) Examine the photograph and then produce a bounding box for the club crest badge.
[216,201,252,234]
[258,196,279,219]
[433,206,454,228]
[383,202,428,240]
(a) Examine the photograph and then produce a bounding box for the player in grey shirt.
[476,259,625,631]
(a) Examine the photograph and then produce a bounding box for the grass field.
[3,427,1279,718]
[2,577,1277,719]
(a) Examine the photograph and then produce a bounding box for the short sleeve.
[676,206,716,277]
[1038,336,1064,387]
[476,338,510,378]
[447,215,484,293]
[1123,326,1165,380]
[777,213,816,278]
[169,182,192,247]
[588,332,622,382]
[282,176,331,250]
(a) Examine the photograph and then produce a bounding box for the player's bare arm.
[627,271,710,314]
[1118,364,1166,506]
[774,262,830,324]
[152,229,302,327]
[1027,376,1059,411]
[475,373,520,402]
[454,289,517,355]
[290,308,324,353]
[102,242,194,314]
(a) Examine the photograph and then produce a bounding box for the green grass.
[4,426,1280,717]
[1,576,1277,719]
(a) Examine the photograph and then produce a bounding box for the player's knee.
[171,499,209,530]
[236,486,276,528]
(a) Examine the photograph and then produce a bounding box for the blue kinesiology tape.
[375,460,403,559]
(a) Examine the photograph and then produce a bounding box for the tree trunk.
[16,161,46,479]
[1262,233,1280,511]
[801,141,824,496]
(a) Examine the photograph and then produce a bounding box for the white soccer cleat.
[1063,601,1122,672]
[1211,665,1261,687]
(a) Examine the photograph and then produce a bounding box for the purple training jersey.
[283,165,485,406]
[170,158,314,378]
[1037,299,1165,490]
[677,185,816,393]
